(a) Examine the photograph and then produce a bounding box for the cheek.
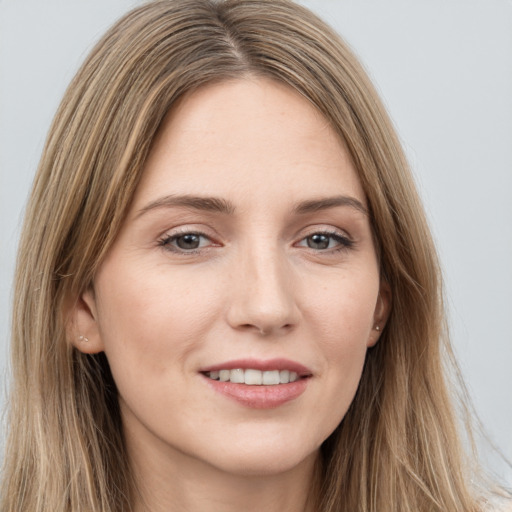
[305,268,379,349]
[94,261,223,382]
[303,270,379,423]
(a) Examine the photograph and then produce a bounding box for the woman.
[0,1,505,510]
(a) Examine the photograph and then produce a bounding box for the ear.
[367,280,391,347]
[66,287,105,354]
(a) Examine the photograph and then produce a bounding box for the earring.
[78,335,89,342]
[374,325,381,331]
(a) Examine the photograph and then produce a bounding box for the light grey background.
[1,0,511,483]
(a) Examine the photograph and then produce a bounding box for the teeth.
[206,368,302,385]
[279,369,290,383]
[245,369,262,385]
[230,368,244,384]
[262,370,280,385]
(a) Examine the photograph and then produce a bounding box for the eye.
[158,231,213,252]
[297,231,353,251]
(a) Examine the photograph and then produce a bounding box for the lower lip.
[202,375,309,409]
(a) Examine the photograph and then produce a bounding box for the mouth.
[199,359,312,408]
[203,368,301,385]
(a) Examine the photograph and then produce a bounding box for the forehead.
[132,78,365,212]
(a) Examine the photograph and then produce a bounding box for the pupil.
[177,234,200,249]
[308,234,329,249]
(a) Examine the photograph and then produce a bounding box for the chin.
[210,450,318,478]
[197,430,321,477]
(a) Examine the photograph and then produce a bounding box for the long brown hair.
[1,1,490,510]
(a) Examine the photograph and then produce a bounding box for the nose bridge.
[227,238,298,335]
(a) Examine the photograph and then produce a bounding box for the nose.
[226,243,300,336]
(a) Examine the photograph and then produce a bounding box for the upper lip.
[200,358,312,377]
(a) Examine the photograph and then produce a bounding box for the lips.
[200,358,312,408]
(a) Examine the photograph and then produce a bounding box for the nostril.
[260,323,294,336]
[237,323,293,336]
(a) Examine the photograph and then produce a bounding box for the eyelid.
[296,224,353,241]
[157,223,220,241]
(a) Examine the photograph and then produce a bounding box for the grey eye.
[307,234,330,250]
[159,231,215,254]
[175,234,202,250]
[297,231,353,252]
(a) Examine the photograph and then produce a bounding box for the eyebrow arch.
[136,194,235,218]
[293,196,368,216]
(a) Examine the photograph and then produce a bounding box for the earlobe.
[66,287,105,354]
[367,281,391,347]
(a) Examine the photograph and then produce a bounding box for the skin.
[72,78,390,512]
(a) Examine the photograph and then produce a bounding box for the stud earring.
[78,335,89,342]
[374,325,381,331]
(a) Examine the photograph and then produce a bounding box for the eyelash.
[298,230,354,253]
[157,229,354,255]
[157,230,214,254]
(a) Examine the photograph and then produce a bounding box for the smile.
[205,369,299,385]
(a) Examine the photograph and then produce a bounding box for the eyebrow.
[293,196,368,216]
[136,193,368,218]
[136,194,236,218]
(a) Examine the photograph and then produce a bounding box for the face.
[73,78,389,477]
